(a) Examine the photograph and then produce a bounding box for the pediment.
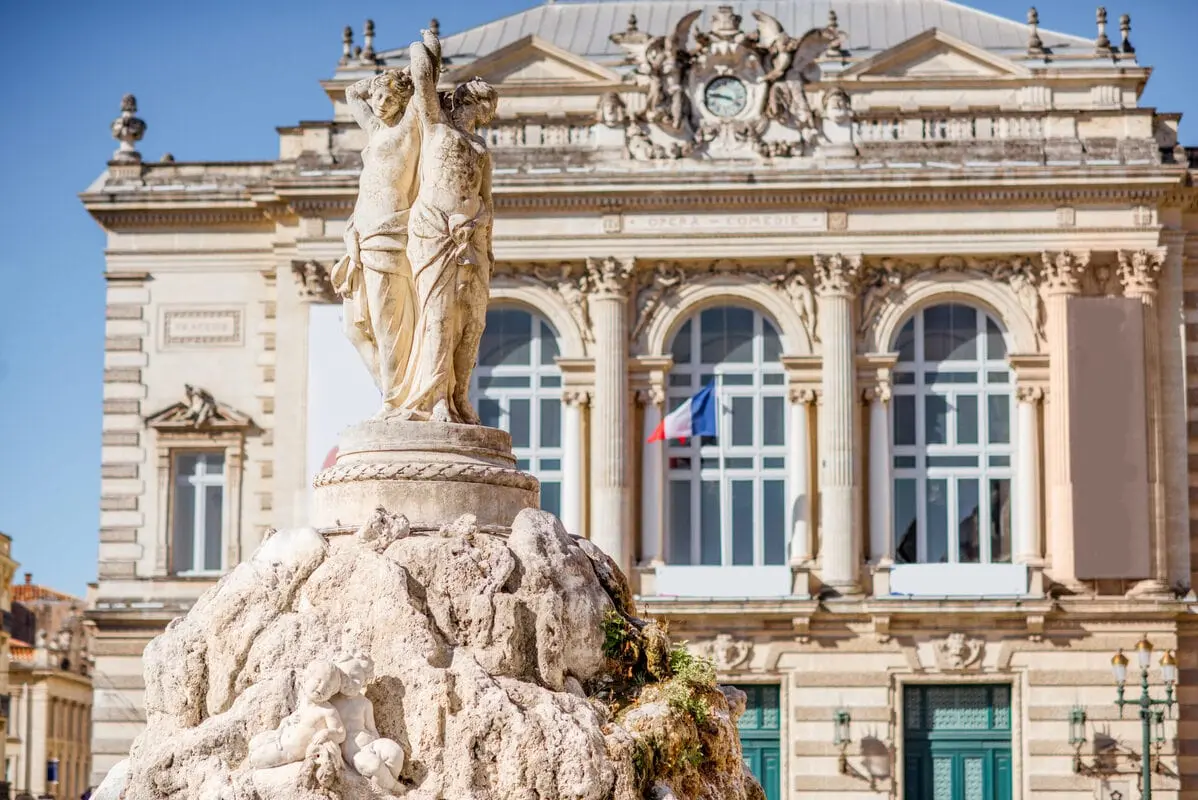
[841,29,1030,80]
[447,35,621,86]
[146,385,253,432]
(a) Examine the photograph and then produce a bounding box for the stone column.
[787,388,816,566]
[1041,251,1088,587]
[561,390,589,537]
[638,386,666,564]
[1120,249,1169,595]
[814,254,863,595]
[1014,386,1043,569]
[865,379,893,566]
[586,256,636,572]
[1159,233,1191,591]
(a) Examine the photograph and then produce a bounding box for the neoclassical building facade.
[83,2,1198,798]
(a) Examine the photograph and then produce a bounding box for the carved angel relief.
[610,6,849,161]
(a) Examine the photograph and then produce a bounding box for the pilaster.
[861,353,898,596]
[1040,250,1088,590]
[586,256,636,573]
[814,254,863,596]
[1121,248,1171,598]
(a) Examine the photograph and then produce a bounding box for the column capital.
[813,253,863,296]
[862,380,892,404]
[788,386,818,406]
[1117,248,1166,297]
[584,256,636,298]
[1040,250,1090,294]
[634,385,666,407]
[1015,385,1044,404]
[563,389,592,408]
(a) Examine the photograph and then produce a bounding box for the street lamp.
[1111,635,1176,800]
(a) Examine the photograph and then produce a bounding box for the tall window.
[471,307,564,516]
[892,304,1013,565]
[666,306,788,566]
[171,451,225,574]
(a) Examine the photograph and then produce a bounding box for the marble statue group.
[331,29,498,425]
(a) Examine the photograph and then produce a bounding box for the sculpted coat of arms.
[606,6,851,160]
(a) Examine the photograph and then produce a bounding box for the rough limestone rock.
[105,508,762,800]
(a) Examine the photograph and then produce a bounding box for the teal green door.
[904,685,1013,800]
[733,685,781,800]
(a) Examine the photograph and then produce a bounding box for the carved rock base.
[310,419,538,531]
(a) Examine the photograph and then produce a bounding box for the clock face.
[704,76,748,118]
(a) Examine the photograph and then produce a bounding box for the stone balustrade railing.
[482,122,597,149]
[854,115,1046,143]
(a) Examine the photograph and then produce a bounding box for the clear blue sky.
[0,0,1193,597]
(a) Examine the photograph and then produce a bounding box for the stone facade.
[81,2,1198,797]
[7,578,94,799]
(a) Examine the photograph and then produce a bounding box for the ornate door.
[733,684,781,800]
[904,685,1013,800]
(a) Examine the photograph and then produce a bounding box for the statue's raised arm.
[408,38,441,125]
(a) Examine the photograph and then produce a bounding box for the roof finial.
[1120,13,1134,54]
[627,13,639,33]
[361,19,376,62]
[429,18,441,36]
[1026,8,1045,56]
[824,8,848,59]
[109,93,146,164]
[339,25,353,66]
[1094,7,1114,55]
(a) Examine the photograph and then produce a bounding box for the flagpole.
[714,372,728,565]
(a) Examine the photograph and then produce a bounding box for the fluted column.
[815,254,863,594]
[865,378,893,566]
[561,390,589,537]
[638,386,666,565]
[787,388,816,566]
[1120,249,1169,595]
[586,256,636,572]
[1014,386,1043,568]
[1041,250,1088,587]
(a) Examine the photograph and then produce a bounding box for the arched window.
[892,304,1013,565]
[471,307,563,516]
[666,306,788,566]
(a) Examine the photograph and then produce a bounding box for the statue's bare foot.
[454,394,481,425]
[431,400,452,423]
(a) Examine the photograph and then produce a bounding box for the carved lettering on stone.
[694,633,753,672]
[161,308,244,348]
[934,632,984,671]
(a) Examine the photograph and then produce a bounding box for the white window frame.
[170,450,227,576]
[665,307,788,567]
[892,304,1014,566]
[469,307,564,516]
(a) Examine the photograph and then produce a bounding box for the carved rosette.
[1040,251,1090,294]
[585,256,637,299]
[813,253,862,297]
[1117,249,1165,298]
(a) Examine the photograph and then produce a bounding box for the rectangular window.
[926,479,948,563]
[171,451,226,574]
[731,481,754,565]
[700,481,722,565]
[668,481,692,565]
[762,480,786,565]
[990,479,1012,563]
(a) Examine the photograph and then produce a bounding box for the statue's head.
[450,77,498,131]
[823,88,852,125]
[369,69,415,124]
[302,660,342,702]
[335,653,374,697]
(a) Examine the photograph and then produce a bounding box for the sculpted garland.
[332,29,498,424]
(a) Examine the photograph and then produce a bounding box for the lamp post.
[1111,635,1176,800]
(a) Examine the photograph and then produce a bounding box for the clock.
[704,76,748,118]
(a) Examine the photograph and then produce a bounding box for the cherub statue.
[248,660,346,770]
[332,655,406,792]
[635,12,699,133]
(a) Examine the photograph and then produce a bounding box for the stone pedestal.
[310,419,539,530]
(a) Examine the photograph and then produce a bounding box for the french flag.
[648,383,718,443]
